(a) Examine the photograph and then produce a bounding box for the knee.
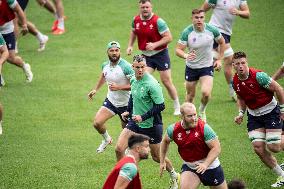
[267,144,281,153]
[93,120,102,129]
[115,144,125,155]
[253,145,265,156]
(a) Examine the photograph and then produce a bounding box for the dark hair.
[128,134,150,149]
[233,51,247,60]
[192,9,205,15]
[228,179,246,189]
[139,0,151,3]
[133,54,146,63]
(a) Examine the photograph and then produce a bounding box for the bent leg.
[115,128,135,161]
[185,80,197,103]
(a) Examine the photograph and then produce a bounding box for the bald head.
[180,102,196,115]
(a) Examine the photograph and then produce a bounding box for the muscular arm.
[216,36,225,61]
[204,139,221,166]
[93,73,106,91]
[13,4,28,32]
[154,30,172,48]
[272,66,284,81]
[175,43,187,59]
[127,30,137,55]
[200,2,212,12]
[267,80,284,105]
[114,176,131,189]
[238,4,250,19]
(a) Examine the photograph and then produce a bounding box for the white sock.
[273,165,284,177]
[102,131,111,141]
[168,169,178,179]
[36,32,44,42]
[199,103,207,113]
[173,98,180,109]
[57,18,65,30]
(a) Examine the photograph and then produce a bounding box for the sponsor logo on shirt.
[136,23,140,30]
[194,132,199,137]
[149,24,153,30]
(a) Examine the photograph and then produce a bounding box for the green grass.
[0,0,283,188]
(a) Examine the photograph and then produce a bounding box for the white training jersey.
[101,58,134,107]
[207,0,247,35]
[178,23,221,69]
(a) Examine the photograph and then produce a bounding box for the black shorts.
[181,164,225,186]
[2,32,16,51]
[213,32,231,49]
[185,66,214,81]
[102,98,128,123]
[247,105,283,132]
[17,0,29,11]
[144,48,171,71]
[126,120,163,144]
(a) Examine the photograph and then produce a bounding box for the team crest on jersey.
[177,133,182,140]
[149,24,153,30]
[223,0,227,6]
[194,132,199,137]
[136,23,140,30]
[192,37,196,43]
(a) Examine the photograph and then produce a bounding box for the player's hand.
[214,59,222,72]
[196,162,208,174]
[159,162,166,177]
[185,50,196,61]
[229,7,239,16]
[121,112,130,121]
[146,42,156,51]
[109,82,120,91]
[234,115,243,125]
[132,115,142,123]
[21,24,28,36]
[126,47,133,55]
[88,89,97,100]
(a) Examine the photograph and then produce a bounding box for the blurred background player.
[0,0,33,84]
[14,0,49,52]
[126,0,180,115]
[88,41,134,153]
[50,0,65,35]
[201,0,250,101]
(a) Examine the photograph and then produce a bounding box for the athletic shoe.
[199,111,207,123]
[96,138,113,153]
[169,173,180,189]
[23,63,33,83]
[51,20,58,31]
[0,74,5,87]
[38,35,49,52]
[52,28,65,35]
[271,176,284,187]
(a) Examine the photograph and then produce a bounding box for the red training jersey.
[102,156,142,189]
[133,14,167,51]
[233,68,273,110]
[0,0,15,26]
[172,119,210,162]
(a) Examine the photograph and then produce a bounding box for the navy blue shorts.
[102,98,128,123]
[213,33,231,49]
[181,164,225,186]
[247,105,283,132]
[17,0,29,11]
[126,120,163,144]
[144,48,170,71]
[2,32,16,51]
[185,66,214,81]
